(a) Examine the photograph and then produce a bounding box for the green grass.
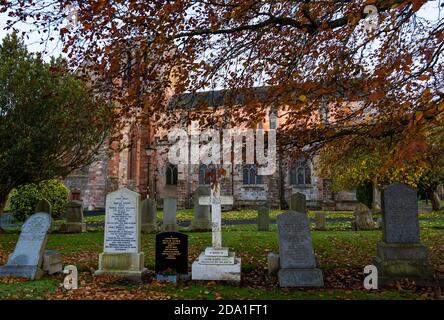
[0,279,59,300]
[81,208,444,225]
[1,223,443,300]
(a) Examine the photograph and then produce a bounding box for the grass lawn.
[1,222,443,300]
[82,208,444,224]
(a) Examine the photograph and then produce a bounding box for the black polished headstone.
[155,232,188,274]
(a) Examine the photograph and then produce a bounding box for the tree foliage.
[318,125,443,209]
[2,1,443,181]
[9,179,69,221]
[0,33,114,211]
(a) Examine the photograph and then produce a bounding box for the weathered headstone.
[352,203,376,230]
[141,198,158,234]
[267,252,280,275]
[376,217,383,229]
[0,212,52,280]
[161,198,178,232]
[36,199,51,215]
[190,186,212,231]
[70,189,82,201]
[290,193,307,214]
[192,186,241,281]
[43,250,63,275]
[373,183,434,286]
[277,211,324,287]
[155,232,188,282]
[59,201,86,233]
[314,212,327,231]
[95,188,147,282]
[257,206,270,231]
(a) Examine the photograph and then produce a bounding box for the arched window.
[290,160,312,185]
[243,164,263,185]
[166,163,178,186]
[128,130,137,180]
[199,164,216,185]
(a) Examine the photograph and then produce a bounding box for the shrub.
[9,179,69,221]
[356,181,373,209]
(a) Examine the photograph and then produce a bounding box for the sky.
[0,1,442,62]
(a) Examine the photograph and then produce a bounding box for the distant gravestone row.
[0,184,437,288]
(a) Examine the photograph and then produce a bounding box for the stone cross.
[199,185,233,249]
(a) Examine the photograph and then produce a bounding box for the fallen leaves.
[45,273,171,300]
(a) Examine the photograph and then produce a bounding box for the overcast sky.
[0,1,442,61]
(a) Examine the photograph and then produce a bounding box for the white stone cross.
[199,185,233,249]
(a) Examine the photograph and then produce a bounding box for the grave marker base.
[190,219,212,232]
[141,223,158,234]
[0,266,44,280]
[95,252,148,282]
[374,241,435,287]
[59,222,86,233]
[192,257,241,282]
[278,268,324,287]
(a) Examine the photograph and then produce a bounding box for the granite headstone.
[277,211,324,287]
[314,212,326,231]
[190,186,212,231]
[290,193,307,214]
[35,199,51,215]
[59,200,86,233]
[257,207,270,231]
[373,183,434,286]
[141,198,158,234]
[162,198,178,232]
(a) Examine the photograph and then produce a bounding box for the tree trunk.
[426,187,442,211]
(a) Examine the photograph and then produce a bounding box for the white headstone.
[104,188,140,253]
[95,188,147,282]
[0,212,52,280]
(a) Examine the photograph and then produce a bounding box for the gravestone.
[70,189,82,201]
[95,188,148,282]
[59,201,86,233]
[376,217,383,229]
[155,232,188,282]
[277,211,324,287]
[290,193,307,213]
[314,212,326,231]
[192,185,241,281]
[267,252,280,275]
[141,198,158,234]
[257,207,270,231]
[373,183,434,286]
[0,212,52,280]
[161,198,178,232]
[43,250,63,275]
[36,199,51,215]
[190,186,212,231]
[352,203,376,230]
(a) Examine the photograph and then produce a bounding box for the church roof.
[167,86,273,110]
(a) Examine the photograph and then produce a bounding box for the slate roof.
[167,86,273,111]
